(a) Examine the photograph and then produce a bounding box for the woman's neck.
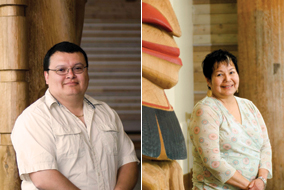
[212,94,236,107]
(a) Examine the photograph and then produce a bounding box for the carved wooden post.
[238,0,284,188]
[0,0,86,189]
[25,0,86,103]
[0,0,28,189]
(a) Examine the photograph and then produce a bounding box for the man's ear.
[44,71,49,85]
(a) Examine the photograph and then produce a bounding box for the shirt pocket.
[97,123,119,156]
[53,126,85,159]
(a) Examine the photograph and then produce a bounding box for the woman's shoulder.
[235,96,255,107]
[193,96,221,114]
[190,96,222,124]
[195,96,218,107]
[235,96,260,112]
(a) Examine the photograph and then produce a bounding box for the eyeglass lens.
[56,64,85,75]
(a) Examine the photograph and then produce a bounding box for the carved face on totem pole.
[142,0,187,160]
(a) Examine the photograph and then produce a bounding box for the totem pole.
[142,0,187,189]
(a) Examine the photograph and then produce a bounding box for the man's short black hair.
[202,49,239,81]
[43,41,88,71]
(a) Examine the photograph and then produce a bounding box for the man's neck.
[52,93,85,115]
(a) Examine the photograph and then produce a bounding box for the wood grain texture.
[193,3,236,14]
[183,171,193,190]
[193,34,237,45]
[142,159,185,190]
[0,3,27,188]
[193,13,237,25]
[0,134,12,146]
[0,82,28,133]
[25,0,86,103]
[193,45,238,52]
[193,51,238,62]
[0,71,26,82]
[238,0,284,188]
[0,0,27,5]
[0,5,25,16]
[193,24,237,35]
[0,145,21,190]
[193,0,236,4]
[0,17,28,70]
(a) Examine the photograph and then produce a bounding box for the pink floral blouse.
[189,96,272,190]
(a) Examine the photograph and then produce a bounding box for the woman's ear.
[206,78,211,89]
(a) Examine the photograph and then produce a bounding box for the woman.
[189,50,272,190]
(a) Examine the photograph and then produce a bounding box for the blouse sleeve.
[250,103,273,178]
[190,103,236,184]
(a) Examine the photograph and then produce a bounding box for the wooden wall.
[82,0,141,158]
[192,0,238,104]
[81,1,141,189]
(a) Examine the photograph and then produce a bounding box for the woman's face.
[207,61,239,99]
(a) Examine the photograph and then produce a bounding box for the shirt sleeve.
[11,109,58,181]
[190,103,236,184]
[249,102,273,178]
[113,110,139,168]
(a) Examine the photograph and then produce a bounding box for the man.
[11,41,139,190]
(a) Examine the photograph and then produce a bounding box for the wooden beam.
[193,45,238,52]
[193,3,236,14]
[193,34,237,45]
[193,50,238,62]
[193,13,237,25]
[193,0,236,4]
[238,0,284,188]
[193,24,237,35]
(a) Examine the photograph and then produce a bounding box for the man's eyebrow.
[54,63,84,67]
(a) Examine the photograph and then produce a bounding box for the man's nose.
[66,68,75,78]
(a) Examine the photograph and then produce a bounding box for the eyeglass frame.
[47,63,88,76]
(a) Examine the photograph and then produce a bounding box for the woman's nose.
[224,74,231,81]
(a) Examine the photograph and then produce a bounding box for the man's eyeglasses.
[48,64,88,75]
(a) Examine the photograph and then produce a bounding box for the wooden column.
[0,1,86,189]
[25,0,86,103]
[238,0,284,188]
[0,0,28,189]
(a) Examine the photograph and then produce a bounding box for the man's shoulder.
[12,95,51,137]
[19,95,50,119]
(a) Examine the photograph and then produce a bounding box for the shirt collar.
[45,89,61,108]
[84,94,101,109]
[45,89,101,109]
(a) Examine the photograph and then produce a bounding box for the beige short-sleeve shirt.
[11,89,139,190]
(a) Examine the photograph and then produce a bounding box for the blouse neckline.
[210,96,244,125]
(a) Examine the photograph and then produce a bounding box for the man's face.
[44,51,89,100]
